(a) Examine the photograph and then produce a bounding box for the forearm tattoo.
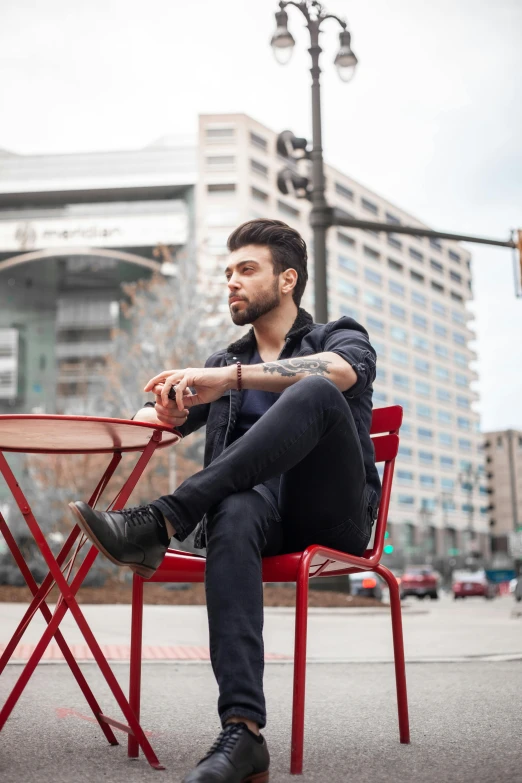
[262,357,332,378]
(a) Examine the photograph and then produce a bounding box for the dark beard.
[230,278,280,326]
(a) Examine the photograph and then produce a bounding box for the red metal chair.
[127,405,408,773]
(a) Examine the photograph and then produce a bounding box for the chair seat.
[148,547,377,585]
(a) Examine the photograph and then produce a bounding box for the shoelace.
[201,724,244,762]
[123,506,154,527]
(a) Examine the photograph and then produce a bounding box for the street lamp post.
[271,1,358,324]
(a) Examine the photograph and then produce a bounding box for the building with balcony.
[484,430,522,553]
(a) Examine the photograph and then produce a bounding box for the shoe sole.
[243,773,269,783]
[68,503,156,579]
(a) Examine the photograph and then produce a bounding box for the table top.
[0,415,181,454]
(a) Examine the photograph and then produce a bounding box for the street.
[1,594,521,782]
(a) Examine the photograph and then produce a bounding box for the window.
[419,451,434,464]
[459,438,472,451]
[364,292,383,309]
[388,235,403,250]
[457,417,471,430]
[434,344,449,358]
[418,428,433,441]
[207,155,235,167]
[206,126,235,140]
[452,310,466,325]
[251,186,269,202]
[388,258,404,274]
[437,388,451,402]
[389,280,405,296]
[438,410,452,424]
[335,182,354,201]
[337,231,355,247]
[397,470,414,485]
[372,340,386,356]
[390,303,406,319]
[391,348,408,366]
[439,432,453,447]
[207,183,236,194]
[431,281,444,293]
[363,245,380,261]
[391,326,407,343]
[455,373,468,387]
[393,373,409,390]
[250,159,268,177]
[420,475,435,489]
[361,197,378,215]
[414,357,430,373]
[433,322,447,338]
[413,335,429,351]
[454,352,467,367]
[441,477,455,491]
[250,131,268,151]
[398,495,415,506]
[432,301,446,316]
[410,270,425,284]
[394,397,411,413]
[456,395,470,409]
[435,365,450,381]
[373,391,387,404]
[448,250,461,263]
[277,200,300,219]
[416,380,431,396]
[440,456,454,469]
[365,268,382,285]
[413,313,428,330]
[338,255,357,273]
[376,367,386,382]
[430,238,442,251]
[451,291,464,303]
[430,259,444,274]
[386,212,401,224]
[339,280,358,299]
[339,305,359,318]
[417,404,432,419]
[399,445,413,459]
[412,291,426,307]
[367,316,385,333]
[409,248,424,263]
[453,332,466,346]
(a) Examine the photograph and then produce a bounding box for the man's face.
[225,244,281,326]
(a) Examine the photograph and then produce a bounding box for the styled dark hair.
[227,218,308,306]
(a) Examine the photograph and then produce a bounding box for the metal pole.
[308,22,331,324]
[507,430,520,531]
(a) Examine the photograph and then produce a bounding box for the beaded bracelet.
[236,361,242,391]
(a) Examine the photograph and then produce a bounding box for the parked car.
[349,571,383,600]
[400,567,439,600]
[452,569,497,599]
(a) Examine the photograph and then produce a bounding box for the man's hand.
[133,392,189,430]
[144,366,235,411]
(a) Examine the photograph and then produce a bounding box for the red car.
[452,570,497,600]
[400,567,439,600]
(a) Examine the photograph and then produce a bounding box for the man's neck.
[252,303,299,358]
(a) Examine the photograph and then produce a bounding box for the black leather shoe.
[182,723,270,783]
[68,501,169,578]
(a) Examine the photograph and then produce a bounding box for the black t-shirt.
[230,349,281,442]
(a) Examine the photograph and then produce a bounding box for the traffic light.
[517,230,522,291]
[383,530,394,554]
[276,130,312,200]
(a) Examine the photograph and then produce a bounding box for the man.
[70,219,380,783]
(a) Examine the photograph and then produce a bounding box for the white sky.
[1,0,521,431]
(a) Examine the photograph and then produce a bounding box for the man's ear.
[281,268,298,295]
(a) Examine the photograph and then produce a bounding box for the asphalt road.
[1,594,521,783]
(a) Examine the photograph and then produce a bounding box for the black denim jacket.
[144,308,380,548]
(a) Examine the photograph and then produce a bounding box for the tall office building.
[196,113,488,566]
[483,430,522,553]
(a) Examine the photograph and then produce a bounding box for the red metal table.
[0,415,180,770]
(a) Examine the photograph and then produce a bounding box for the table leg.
[0,433,165,768]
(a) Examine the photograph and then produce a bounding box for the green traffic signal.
[384,544,394,554]
[384,531,390,539]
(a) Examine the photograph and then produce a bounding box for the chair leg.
[128,574,144,758]
[291,557,311,774]
[376,563,410,744]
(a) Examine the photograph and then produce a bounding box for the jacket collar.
[227,307,314,355]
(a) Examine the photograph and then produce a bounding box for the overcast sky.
[1,0,521,431]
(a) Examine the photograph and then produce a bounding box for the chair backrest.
[368,405,403,561]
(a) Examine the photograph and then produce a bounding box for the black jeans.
[153,376,373,728]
